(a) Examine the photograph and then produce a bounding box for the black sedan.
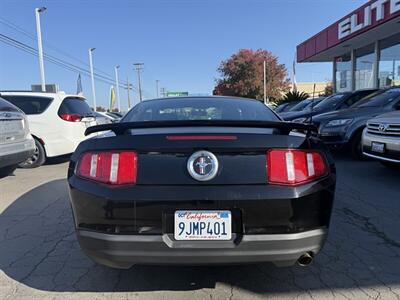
[68,96,336,269]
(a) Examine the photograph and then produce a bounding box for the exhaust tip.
[297,252,314,267]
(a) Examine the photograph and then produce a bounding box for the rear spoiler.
[85,120,317,136]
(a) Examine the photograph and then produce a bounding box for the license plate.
[0,120,23,133]
[371,142,385,153]
[174,211,232,240]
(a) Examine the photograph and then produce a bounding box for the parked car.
[362,110,400,169]
[68,96,336,269]
[0,91,97,168]
[0,97,35,177]
[281,89,378,122]
[274,101,300,113]
[96,111,120,123]
[279,97,324,119]
[312,87,400,158]
[94,112,113,125]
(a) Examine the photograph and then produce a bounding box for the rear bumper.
[0,140,35,168]
[77,228,328,268]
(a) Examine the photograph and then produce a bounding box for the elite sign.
[338,0,400,39]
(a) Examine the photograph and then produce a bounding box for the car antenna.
[309,83,316,125]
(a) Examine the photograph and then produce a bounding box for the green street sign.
[166,91,189,97]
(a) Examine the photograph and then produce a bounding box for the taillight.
[267,149,328,186]
[76,151,137,185]
[60,113,82,122]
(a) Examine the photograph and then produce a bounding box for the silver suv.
[362,111,400,169]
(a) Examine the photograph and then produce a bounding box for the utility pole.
[126,77,132,109]
[156,80,160,98]
[88,48,97,111]
[35,7,47,92]
[263,60,267,105]
[133,63,144,102]
[115,65,121,111]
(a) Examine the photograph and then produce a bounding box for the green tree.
[213,49,290,101]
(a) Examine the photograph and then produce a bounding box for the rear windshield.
[123,97,279,122]
[351,88,400,108]
[1,95,52,115]
[0,97,19,112]
[314,93,348,110]
[58,97,94,117]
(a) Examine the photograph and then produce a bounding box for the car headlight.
[292,117,306,123]
[325,119,353,127]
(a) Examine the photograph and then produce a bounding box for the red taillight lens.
[76,151,137,185]
[267,149,328,186]
[60,113,82,122]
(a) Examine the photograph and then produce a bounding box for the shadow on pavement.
[0,175,399,296]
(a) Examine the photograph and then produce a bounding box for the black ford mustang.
[68,96,336,268]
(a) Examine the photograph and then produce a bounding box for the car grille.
[367,122,400,137]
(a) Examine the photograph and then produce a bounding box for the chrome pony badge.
[187,150,219,181]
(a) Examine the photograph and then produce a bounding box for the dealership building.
[297,0,400,93]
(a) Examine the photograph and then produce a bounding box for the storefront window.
[355,44,375,90]
[379,33,400,88]
[335,54,351,92]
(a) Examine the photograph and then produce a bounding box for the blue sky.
[0,0,366,110]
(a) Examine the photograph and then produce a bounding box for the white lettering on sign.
[338,0,399,40]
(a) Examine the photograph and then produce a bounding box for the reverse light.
[267,149,328,186]
[76,151,137,185]
[60,113,82,122]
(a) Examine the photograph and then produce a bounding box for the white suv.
[0,91,97,168]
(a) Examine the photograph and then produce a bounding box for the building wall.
[292,82,330,96]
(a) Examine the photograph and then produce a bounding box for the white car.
[1,91,97,168]
[0,97,35,177]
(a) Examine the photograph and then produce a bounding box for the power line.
[0,16,111,77]
[0,33,134,90]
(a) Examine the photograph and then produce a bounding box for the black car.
[312,87,400,158]
[280,89,378,122]
[274,101,300,113]
[68,96,336,268]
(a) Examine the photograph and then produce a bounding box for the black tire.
[380,161,400,170]
[350,131,364,160]
[19,138,46,168]
[0,165,18,178]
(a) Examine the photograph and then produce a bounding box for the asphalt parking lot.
[0,155,399,300]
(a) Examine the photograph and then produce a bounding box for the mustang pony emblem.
[187,150,219,181]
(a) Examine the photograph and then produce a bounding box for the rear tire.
[380,161,400,170]
[19,138,46,168]
[0,165,18,178]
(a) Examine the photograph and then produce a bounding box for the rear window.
[58,97,94,117]
[351,88,400,108]
[0,97,19,112]
[1,95,52,115]
[123,97,279,122]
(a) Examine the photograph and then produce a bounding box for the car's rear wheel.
[0,165,18,178]
[19,138,46,168]
[380,161,400,170]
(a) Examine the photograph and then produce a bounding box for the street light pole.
[115,65,121,111]
[263,60,267,105]
[88,48,97,111]
[35,7,46,92]
[133,63,144,102]
[156,80,159,98]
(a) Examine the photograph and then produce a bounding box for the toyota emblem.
[187,150,219,181]
[378,124,389,132]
